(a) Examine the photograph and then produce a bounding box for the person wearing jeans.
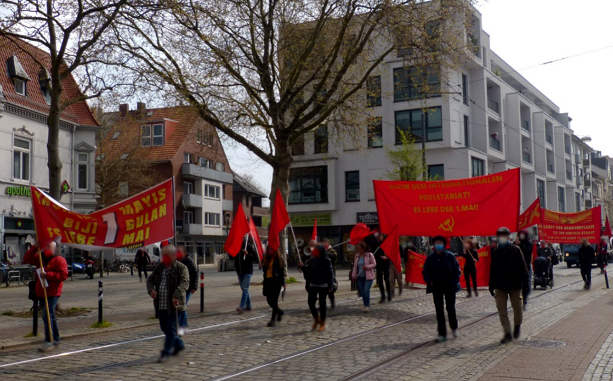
[351,241,377,312]
[235,240,259,313]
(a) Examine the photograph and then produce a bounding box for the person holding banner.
[23,238,68,352]
[579,238,596,290]
[351,241,377,312]
[177,246,198,328]
[490,227,529,344]
[147,243,189,363]
[515,229,533,310]
[262,246,287,327]
[234,239,259,314]
[460,239,479,297]
[422,236,461,343]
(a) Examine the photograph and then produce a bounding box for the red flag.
[531,242,538,265]
[518,198,542,230]
[249,218,264,261]
[224,204,250,257]
[540,207,601,244]
[311,218,318,241]
[458,246,492,288]
[405,250,427,284]
[349,223,372,245]
[268,189,290,251]
[380,225,401,272]
[605,216,612,238]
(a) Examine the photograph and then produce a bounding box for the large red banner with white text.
[539,207,601,244]
[374,169,520,236]
[31,179,175,250]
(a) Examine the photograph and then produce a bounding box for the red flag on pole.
[224,204,250,257]
[268,189,290,251]
[605,216,612,238]
[311,218,318,241]
[531,242,538,265]
[380,225,401,272]
[349,223,372,245]
[249,218,264,261]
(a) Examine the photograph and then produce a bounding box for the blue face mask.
[434,244,445,252]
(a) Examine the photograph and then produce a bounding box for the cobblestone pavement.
[0,265,611,381]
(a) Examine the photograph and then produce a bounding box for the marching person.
[302,245,334,331]
[262,246,287,327]
[579,238,596,290]
[388,244,403,297]
[490,238,498,251]
[134,247,151,282]
[461,239,479,297]
[515,229,533,310]
[422,236,461,343]
[234,239,259,313]
[404,240,418,288]
[23,237,68,352]
[597,236,608,274]
[370,232,392,303]
[490,227,529,344]
[351,241,377,312]
[322,238,338,309]
[147,242,189,363]
[537,240,554,278]
[176,246,198,328]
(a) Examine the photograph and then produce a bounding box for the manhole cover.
[518,339,566,348]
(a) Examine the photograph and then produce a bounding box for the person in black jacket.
[262,246,287,327]
[176,246,198,328]
[322,239,338,309]
[134,248,151,282]
[579,238,596,290]
[515,229,532,310]
[537,240,554,278]
[461,239,479,297]
[422,236,461,343]
[490,227,529,344]
[302,245,334,332]
[235,239,260,313]
[369,232,392,303]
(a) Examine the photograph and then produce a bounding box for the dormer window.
[141,123,164,147]
[39,67,51,104]
[14,78,26,96]
[7,55,30,97]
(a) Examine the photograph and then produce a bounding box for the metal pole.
[99,252,103,278]
[605,266,610,289]
[98,281,103,324]
[199,271,204,313]
[32,299,38,337]
[421,111,426,180]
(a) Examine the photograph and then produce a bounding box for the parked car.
[562,243,598,268]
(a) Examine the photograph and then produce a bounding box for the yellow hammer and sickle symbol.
[528,207,540,224]
[438,216,455,232]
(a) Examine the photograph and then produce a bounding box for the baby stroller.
[533,257,553,289]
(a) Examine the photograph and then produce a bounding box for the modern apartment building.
[286,8,609,249]
[0,37,99,264]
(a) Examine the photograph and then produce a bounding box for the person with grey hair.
[147,241,189,363]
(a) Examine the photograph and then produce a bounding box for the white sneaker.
[38,342,54,352]
[436,335,447,343]
[363,307,370,313]
[452,329,459,338]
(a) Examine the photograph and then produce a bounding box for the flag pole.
[332,239,351,248]
[31,191,53,342]
[288,221,300,262]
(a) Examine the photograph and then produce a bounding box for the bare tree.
[0,0,129,200]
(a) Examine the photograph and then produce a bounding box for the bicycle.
[21,266,36,286]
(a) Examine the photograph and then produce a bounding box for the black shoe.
[157,354,170,363]
[523,303,527,312]
[513,325,521,339]
[172,346,185,356]
[379,297,386,304]
[500,333,513,344]
[267,320,275,327]
[330,301,336,309]
[474,290,479,297]
[277,310,284,322]
[388,294,392,302]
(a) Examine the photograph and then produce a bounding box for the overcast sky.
[224,0,613,199]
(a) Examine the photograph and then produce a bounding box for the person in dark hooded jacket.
[176,246,198,327]
[234,239,260,313]
[515,229,532,309]
[322,238,338,309]
[579,238,596,289]
[301,245,334,332]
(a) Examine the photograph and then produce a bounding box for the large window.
[366,76,382,107]
[204,184,220,199]
[395,107,442,144]
[197,129,213,146]
[575,192,581,212]
[289,166,328,204]
[77,153,88,190]
[393,66,440,101]
[184,182,194,194]
[198,157,212,168]
[558,186,566,212]
[345,171,360,201]
[471,157,484,178]
[184,153,193,164]
[215,162,225,172]
[367,117,383,148]
[462,74,468,105]
[184,210,194,225]
[537,179,546,208]
[314,125,328,154]
[13,137,30,181]
[464,115,470,148]
[205,212,221,226]
[14,78,26,96]
[141,124,164,146]
[428,164,444,180]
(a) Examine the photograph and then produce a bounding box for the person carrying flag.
[262,245,287,327]
[302,244,334,331]
[460,238,479,297]
[322,238,338,309]
[515,229,533,310]
[234,238,259,314]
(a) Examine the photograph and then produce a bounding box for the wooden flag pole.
[31,194,53,342]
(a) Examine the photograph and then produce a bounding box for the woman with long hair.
[262,246,287,327]
[461,239,479,297]
[351,241,377,312]
[303,245,334,331]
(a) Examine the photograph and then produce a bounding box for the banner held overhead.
[539,207,601,244]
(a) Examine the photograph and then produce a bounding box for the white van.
[114,243,161,263]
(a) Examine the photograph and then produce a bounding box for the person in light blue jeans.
[235,241,259,313]
[351,241,377,312]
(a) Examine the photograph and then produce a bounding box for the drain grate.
[518,339,566,348]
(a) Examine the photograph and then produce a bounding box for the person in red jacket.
[23,237,68,352]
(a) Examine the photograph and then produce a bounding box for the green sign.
[6,186,31,197]
[290,213,332,227]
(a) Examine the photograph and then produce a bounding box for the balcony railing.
[521,118,530,132]
[489,136,501,151]
[487,97,500,114]
[522,152,531,164]
[576,176,584,187]
[545,134,553,144]
[565,146,571,155]
[566,171,572,181]
[547,163,554,173]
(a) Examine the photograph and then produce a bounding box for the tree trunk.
[268,142,294,266]
[47,82,63,201]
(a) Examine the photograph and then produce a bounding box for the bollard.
[200,271,204,313]
[98,281,104,324]
[32,299,38,337]
[605,265,610,289]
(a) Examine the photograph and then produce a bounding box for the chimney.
[119,103,129,117]
[137,102,146,114]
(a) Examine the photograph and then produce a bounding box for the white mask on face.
[498,237,509,245]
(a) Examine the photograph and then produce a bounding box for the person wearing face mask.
[515,229,533,310]
[23,237,68,352]
[302,245,334,331]
[579,238,596,290]
[262,246,287,327]
[147,241,189,363]
[422,236,461,343]
[490,227,529,344]
[176,246,198,328]
[460,239,479,297]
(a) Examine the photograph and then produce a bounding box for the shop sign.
[356,212,378,225]
[6,186,31,197]
[290,213,332,227]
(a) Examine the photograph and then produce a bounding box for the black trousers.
[376,262,391,299]
[432,289,458,337]
[464,267,477,292]
[308,287,328,322]
[264,278,282,321]
[137,264,148,279]
[581,265,592,287]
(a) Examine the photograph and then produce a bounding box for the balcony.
[183,223,203,235]
[545,134,553,145]
[565,146,571,156]
[521,118,530,132]
[487,97,499,114]
[182,193,202,209]
[182,163,233,184]
[576,176,583,187]
[522,152,531,164]
[252,206,269,216]
[547,163,554,173]
[566,171,572,181]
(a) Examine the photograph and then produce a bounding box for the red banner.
[374,168,520,236]
[539,207,601,244]
[405,250,427,284]
[458,246,491,288]
[518,198,542,230]
[32,179,175,250]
